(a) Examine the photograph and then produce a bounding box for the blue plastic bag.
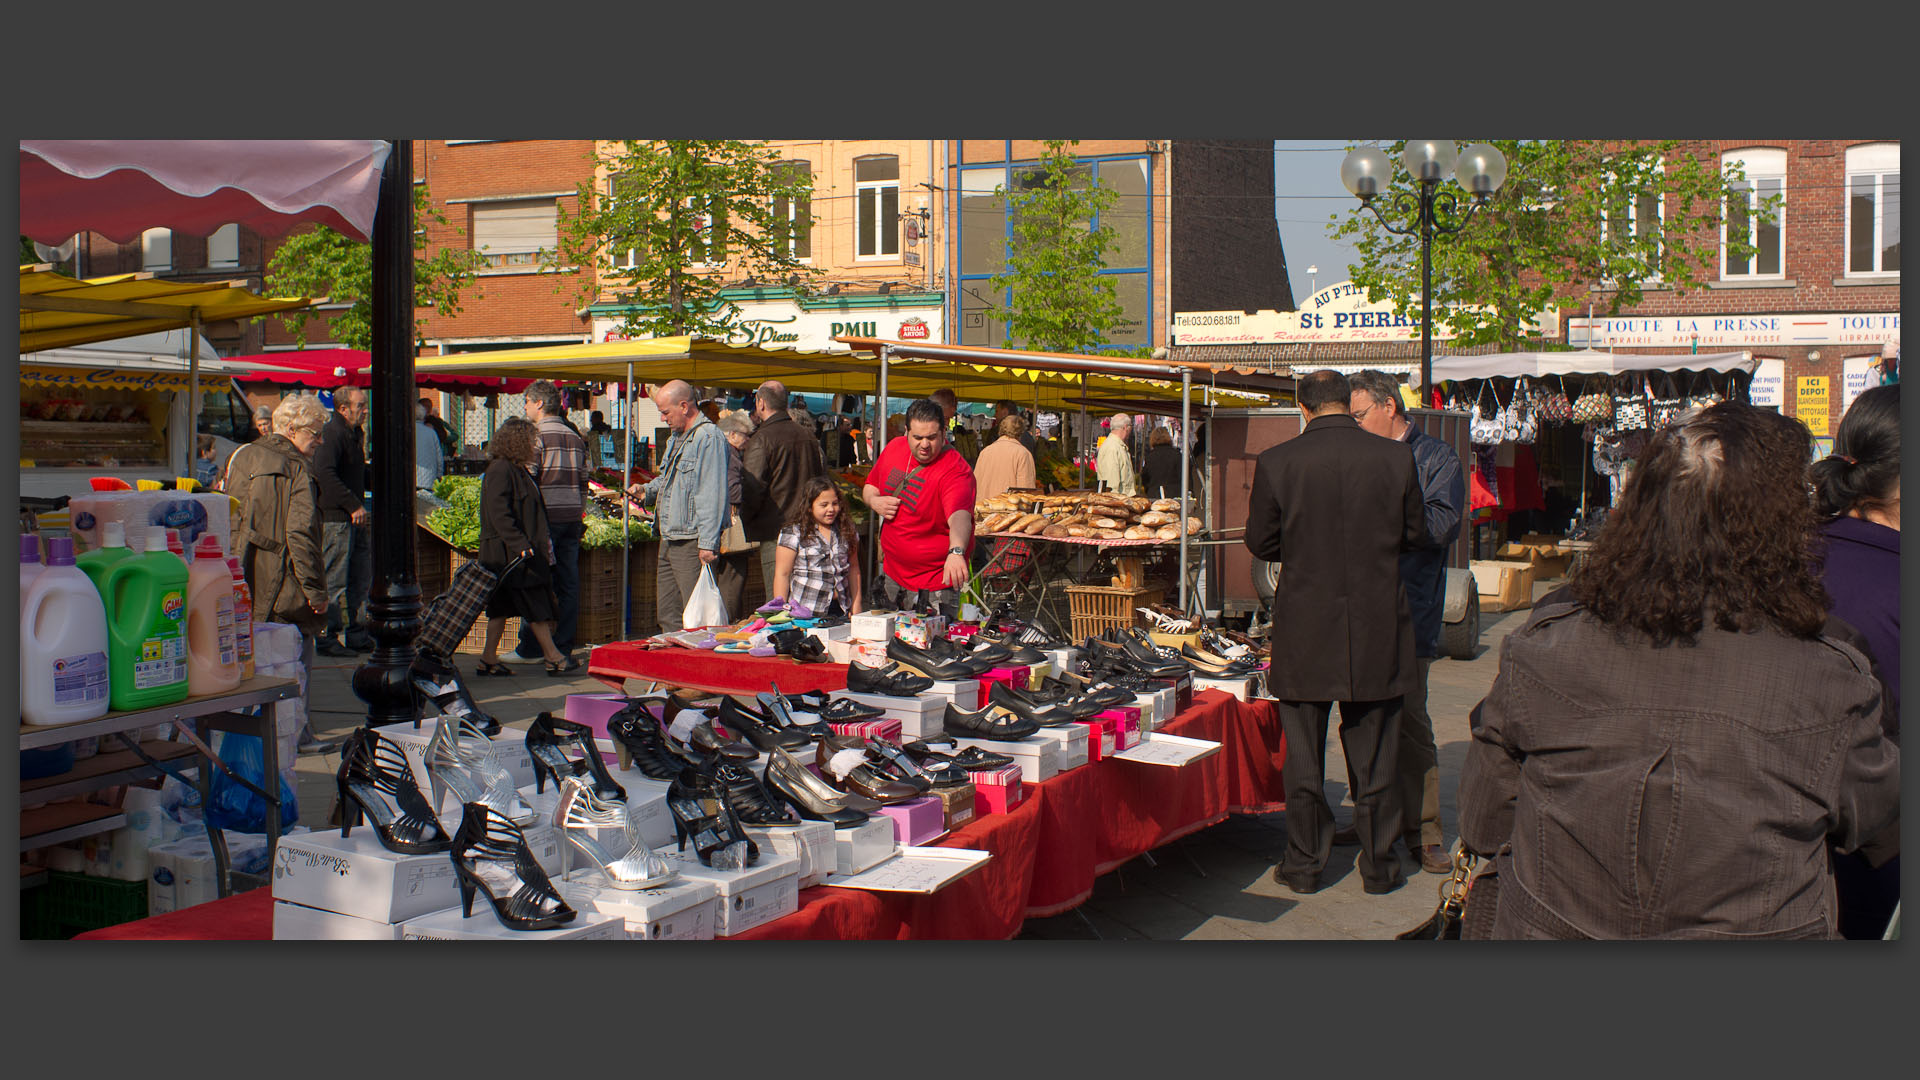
[205,733,299,835]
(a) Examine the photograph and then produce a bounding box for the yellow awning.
[19,263,314,353]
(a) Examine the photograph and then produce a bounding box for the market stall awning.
[1430,349,1757,382]
[19,264,315,353]
[835,336,1281,408]
[20,140,391,245]
[22,351,290,392]
[225,349,536,395]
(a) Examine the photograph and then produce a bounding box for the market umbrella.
[19,264,314,354]
[223,348,535,395]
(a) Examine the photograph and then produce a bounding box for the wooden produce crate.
[575,545,627,645]
[627,540,660,639]
[1067,584,1164,642]
[416,526,454,606]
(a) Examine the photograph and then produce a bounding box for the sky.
[1271,140,1375,307]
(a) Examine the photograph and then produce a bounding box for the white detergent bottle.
[185,534,243,695]
[21,537,113,727]
[20,534,44,615]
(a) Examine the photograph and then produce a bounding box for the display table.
[76,690,1288,940]
[587,641,850,697]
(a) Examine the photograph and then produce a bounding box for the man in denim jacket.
[632,379,730,632]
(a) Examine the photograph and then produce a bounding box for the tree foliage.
[263,184,485,351]
[988,140,1130,353]
[1331,140,1776,350]
[548,140,819,338]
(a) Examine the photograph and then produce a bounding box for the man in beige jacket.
[1096,412,1137,496]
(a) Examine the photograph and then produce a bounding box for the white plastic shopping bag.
[682,564,729,629]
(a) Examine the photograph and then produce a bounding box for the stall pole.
[871,346,891,589]
[621,361,634,636]
[354,139,420,729]
[1078,376,1088,490]
[186,309,201,479]
[1178,367,1191,612]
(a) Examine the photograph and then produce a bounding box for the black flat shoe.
[847,660,934,698]
[337,727,452,855]
[942,701,1040,741]
[887,637,992,680]
[985,680,1080,726]
[526,712,625,801]
[864,739,935,792]
[686,717,760,762]
[904,738,1015,771]
[816,696,885,723]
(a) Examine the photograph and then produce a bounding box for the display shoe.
[862,739,934,793]
[337,726,452,855]
[931,635,1011,668]
[762,746,874,827]
[667,764,759,869]
[554,775,677,890]
[1199,629,1254,660]
[756,597,792,615]
[1179,643,1263,677]
[886,636,993,680]
[985,680,1082,726]
[1044,676,1134,711]
[425,712,533,825]
[1086,634,1185,678]
[847,659,934,697]
[1185,639,1259,669]
[903,738,1015,771]
[868,738,972,789]
[769,627,828,663]
[815,696,885,723]
[526,712,625,801]
[684,717,760,761]
[757,688,832,735]
[959,632,1047,666]
[451,801,576,930]
[410,653,502,737]
[607,701,697,780]
[942,701,1041,741]
[714,758,803,826]
[820,748,924,805]
[718,696,813,753]
[1120,627,1187,664]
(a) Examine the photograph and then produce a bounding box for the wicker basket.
[1067,584,1165,642]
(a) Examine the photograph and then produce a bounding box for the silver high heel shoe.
[425,713,533,825]
[554,775,677,890]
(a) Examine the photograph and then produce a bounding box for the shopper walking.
[1097,412,1138,496]
[742,379,827,600]
[631,380,730,633]
[414,399,445,493]
[862,397,977,619]
[474,418,576,677]
[501,380,587,664]
[313,384,372,657]
[1136,425,1185,501]
[1457,402,1899,938]
[1245,369,1425,896]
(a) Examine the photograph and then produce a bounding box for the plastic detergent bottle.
[186,535,242,694]
[21,537,113,727]
[77,521,134,592]
[228,557,255,680]
[20,534,44,614]
[102,526,192,710]
[166,529,186,559]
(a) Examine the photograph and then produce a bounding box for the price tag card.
[822,846,992,894]
[1111,733,1222,768]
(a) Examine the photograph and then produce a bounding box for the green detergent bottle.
[77,521,134,592]
[102,525,192,710]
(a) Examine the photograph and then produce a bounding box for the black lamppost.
[1340,141,1507,393]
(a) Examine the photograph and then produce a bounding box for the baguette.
[1009,513,1044,533]
[1087,515,1118,529]
[1094,527,1125,539]
[1022,516,1049,535]
[1150,498,1180,513]
[980,512,1011,533]
[1136,511,1171,527]
[1066,525,1090,537]
[1155,524,1181,542]
[1126,496,1151,514]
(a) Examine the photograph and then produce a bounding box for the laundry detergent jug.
[21,537,112,727]
[102,526,192,710]
[186,534,242,694]
[77,521,134,592]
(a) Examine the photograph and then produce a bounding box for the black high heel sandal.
[410,654,502,737]
[526,712,625,801]
[450,801,576,931]
[607,701,697,780]
[337,726,452,855]
[667,764,760,869]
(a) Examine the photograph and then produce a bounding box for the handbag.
[1648,371,1684,429]
[1611,373,1650,432]
[1569,377,1613,424]
[718,508,753,555]
[1507,377,1538,444]
[1468,383,1504,446]
[1686,370,1726,411]
[1396,843,1499,940]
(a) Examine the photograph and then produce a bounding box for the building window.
[1601,160,1664,281]
[1845,143,1900,277]
[855,155,900,259]
[207,224,240,270]
[772,160,812,261]
[684,194,726,267]
[471,199,558,268]
[1722,148,1785,279]
[141,227,171,272]
[604,172,641,269]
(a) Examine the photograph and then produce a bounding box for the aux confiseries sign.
[1172,281,1478,346]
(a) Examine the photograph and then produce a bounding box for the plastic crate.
[20,870,149,939]
[1067,584,1164,642]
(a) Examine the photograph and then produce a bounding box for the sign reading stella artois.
[897,317,930,340]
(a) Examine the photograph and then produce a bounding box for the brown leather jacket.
[1459,589,1900,939]
[218,435,328,634]
[741,411,826,542]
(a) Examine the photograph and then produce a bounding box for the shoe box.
[533,772,675,853]
[952,735,1059,782]
[653,848,803,937]
[1192,673,1260,702]
[564,691,643,756]
[823,639,857,664]
[831,815,898,876]
[921,781,978,833]
[149,831,274,915]
[1030,723,1091,770]
[848,639,891,667]
[745,819,835,889]
[977,667,1026,701]
[871,796,948,847]
[850,610,897,641]
[1098,708,1141,751]
[970,765,1025,817]
[807,622,853,643]
[558,873,719,941]
[273,899,406,940]
[1042,648,1079,679]
[892,612,946,649]
[825,717,903,742]
[924,677,982,713]
[272,828,462,925]
[830,689,947,740]
[399,904,625,941]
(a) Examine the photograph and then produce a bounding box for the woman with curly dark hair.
[475,417,575,677]
[1457,401,1899,939]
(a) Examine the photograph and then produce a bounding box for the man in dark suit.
[1245,369,1426,896]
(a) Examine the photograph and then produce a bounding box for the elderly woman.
[710,410,760,618]
[475,417,575,677]
[1457,401,1899,939]
[252,404,277,440]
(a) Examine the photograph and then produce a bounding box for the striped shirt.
[533,416,588,523]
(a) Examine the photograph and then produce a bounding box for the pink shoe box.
[979,666,1031,699]
[970,764,1024,816]
[1071,715,1114,763]
[564,692,633,750]
[826,717,903,742]
[1102,708,1140,750]
[849,639,891,668]
[945,623,983,644]
[872,796,947,847]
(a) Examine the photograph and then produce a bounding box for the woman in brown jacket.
[1458,401,1899,939]
[475,418,576,677]
[220,395,330,634]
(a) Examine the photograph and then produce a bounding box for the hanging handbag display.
[1648,371,1685,429]
[1686,370,1726,411]
[1611,372,1650,432]
[1569,376,1613,424]
[1508,377,1538,444]
[1468,382,1504,446]
[1535,374,1572,425]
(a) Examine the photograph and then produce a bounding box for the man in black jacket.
[313,385,372,656]
[1346,369,1466,875]
[742,379,827,593]
[1245,369,1426,896]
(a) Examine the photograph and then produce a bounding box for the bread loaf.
[1041,524,1070,538]
[1126,497,1151,514]
[1022,516,1049,535]
[1123,525,1154,540]
[1066,525,1090,537]
[1090,516,1120,529]
[1095,528,1125,539]
[1186,516,1203,535]
[1136,511,1170,527]
[1150,498,1180,513]
[1155,524,1181,541]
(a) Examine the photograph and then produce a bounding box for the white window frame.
[207,223,240,270]
[855,154,900,260]
[683,194,726,268]
[1599,159,1666,283]
[1844,142,1899,278]
[1722,148,1786,280]
[604,173,641,270]
[141,226,171,272]
[470,198,558,269]
[771,160,813,263]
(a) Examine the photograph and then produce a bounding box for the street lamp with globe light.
[1340,141,1507,392]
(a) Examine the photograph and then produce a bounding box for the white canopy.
[1430,349,1756,382]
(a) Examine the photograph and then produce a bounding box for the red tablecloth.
[588,641,850,697]
[77,691,1286,941]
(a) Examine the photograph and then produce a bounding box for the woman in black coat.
[1137,424,1185,500]
[476,417,577,676]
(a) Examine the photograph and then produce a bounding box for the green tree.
[263,184,485,350]
[1330,140,1776,350]
[988,140,1129,353]
[548,140,818,338]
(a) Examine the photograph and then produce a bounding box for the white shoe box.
[746,820,835,889]
[520,776,673,860]
[1192,674,1259,702]
[653,848,802,937]
[1042,648,1079,678]
[850,611,897,641]
[831,689,946,740]
[926,678,982,712]
[400,904,625,941]
[952,736,1059,782]
[1029,725,1089,772]
[831,815,898,876]
[274,899,405,940]
[825,639,856,664]
[808,622,853,642]
[272,828,461,925]
[558,874,719,941]
[381,723,538,829]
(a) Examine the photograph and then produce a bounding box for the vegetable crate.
[20,870,149,939]
[416,527,454,607]
[575,546,626,645]
[1067,584,1164,642]
[627,541,659,638]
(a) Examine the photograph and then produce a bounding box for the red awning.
[227,350,535,395]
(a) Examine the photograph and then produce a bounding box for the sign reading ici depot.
[593,297,943,351]
[1172,281,1472,346]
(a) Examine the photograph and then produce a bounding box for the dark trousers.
[519,518,581,656]
[713,550,752,622]
[1396,658,1442,847]
[322,520,371,644]
[1277,697,1406,891]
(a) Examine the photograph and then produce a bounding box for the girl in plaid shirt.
[772,477,862,616]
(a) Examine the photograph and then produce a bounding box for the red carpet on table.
[587,641,851,697]
[77,690,1286,941]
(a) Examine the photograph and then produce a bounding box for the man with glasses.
[631,380,730,633]
[313,385,373,657]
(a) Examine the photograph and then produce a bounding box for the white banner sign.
[1748,358,1786,409]
[1569,312,1900,350]
[595,299,942,350]
[1172,281,1469,346]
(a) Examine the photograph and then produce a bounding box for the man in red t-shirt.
[862,397,977,617]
